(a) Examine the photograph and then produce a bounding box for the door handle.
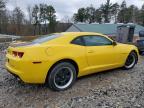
[88,50,94,53]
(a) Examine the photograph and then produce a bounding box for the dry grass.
[17,36,37,41]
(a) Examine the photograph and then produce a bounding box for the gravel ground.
[0,50,144,108]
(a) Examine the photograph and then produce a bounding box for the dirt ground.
[0,51,144,108]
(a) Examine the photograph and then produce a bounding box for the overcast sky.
[6,0,144,21]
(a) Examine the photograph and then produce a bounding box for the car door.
[83,35,120,73]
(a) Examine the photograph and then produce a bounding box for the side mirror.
[112,41,117,46]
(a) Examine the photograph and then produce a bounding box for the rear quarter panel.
[45,44,88,77]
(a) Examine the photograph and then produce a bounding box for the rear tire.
[47,62,77,91]
[123,51,138,70]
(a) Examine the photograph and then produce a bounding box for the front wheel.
[47,62,77,91]
[123,51,138,69]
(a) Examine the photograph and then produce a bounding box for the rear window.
[31,34,62,44]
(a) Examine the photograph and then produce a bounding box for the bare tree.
[61,16,72,23]
[0,0,5,10]
[12,7,24,35]
[0,0,6,33]
[27,5,33,24]
[32,5,39,35]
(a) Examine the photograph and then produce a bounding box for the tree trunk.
[45,21,47,34]
[34,24,36,35]
[38,24,41,35]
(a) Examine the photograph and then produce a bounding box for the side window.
[83,35,112,46]
[71,37,84,46]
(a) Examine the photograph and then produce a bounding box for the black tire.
[47,62,77,91]
[123,51,138,70]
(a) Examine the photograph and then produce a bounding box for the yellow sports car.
[6,32,138,91]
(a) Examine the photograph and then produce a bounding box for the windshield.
[32,34,62,44]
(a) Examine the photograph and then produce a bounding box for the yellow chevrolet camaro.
[6,32,138,91]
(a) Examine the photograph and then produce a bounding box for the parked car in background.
[136,40,144,54]
[5,32,139,91]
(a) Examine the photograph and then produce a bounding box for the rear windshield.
[32,34,62,44]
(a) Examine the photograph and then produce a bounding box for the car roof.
[60,32,105,37]
[41,32,110,45]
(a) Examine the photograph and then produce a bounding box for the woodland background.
[0,0,144,36]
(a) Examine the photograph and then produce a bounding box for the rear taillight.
[12,51,24,58]
[12,51,17,57]
[17,52,24,58]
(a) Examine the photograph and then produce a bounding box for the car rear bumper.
[6,62,25,81]
[6,63,22,80]
[5,55,51,84]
